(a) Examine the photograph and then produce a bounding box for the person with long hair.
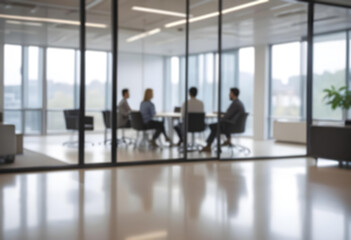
[140,88,172,147]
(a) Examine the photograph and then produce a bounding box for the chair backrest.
[228,112,249,134]
[102,110,129,129]
[63,109,79,130]
[187,113,206,133]
[102,110,111,129]
[130,111,146,131]
[174,106,181,113]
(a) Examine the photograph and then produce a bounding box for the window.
[269,42,305,137]
[86,51,107,110]
[4,45,43,134]
[4,45,22,109]
[165,48,254,136]
[24,46,42,109]
[271,42,304,119]
[164,56,180,112]
[313,32,346,120]
[238,47,254,135]
[4,45,22,132]
[46,48,76,132]
[222,51,238,112]
[46,48,76,109]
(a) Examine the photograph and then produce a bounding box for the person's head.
[122,88,129,99]
[230,88,240,100]
[189,87,198,98]
[143,88,153,101]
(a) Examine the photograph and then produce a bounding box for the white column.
[253,45,269,140]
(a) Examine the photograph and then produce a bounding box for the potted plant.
[323,85,351,124]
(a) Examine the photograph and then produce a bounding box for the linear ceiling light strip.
[132,6,186,17]
[0,13,107,28]
[126,28,161,42]
[128,0,269,42]
[165,0,269,28]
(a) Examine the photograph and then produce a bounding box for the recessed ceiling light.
[126,28,161,43]
[165,0,269,28]
[0,14,107,29]
[132,6,186,18]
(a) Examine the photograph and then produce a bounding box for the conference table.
[155,112,218,119]
[154,112,219,140]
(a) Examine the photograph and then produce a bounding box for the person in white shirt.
[174,87,204,146]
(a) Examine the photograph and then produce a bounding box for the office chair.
[179,113,206,152]
[174,106,181,113]
[102,110,133,146]
[63,109,94,147]
[130,111,161,149]
[222,112,250,156]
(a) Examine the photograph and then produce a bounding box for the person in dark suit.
[202,88,245,152]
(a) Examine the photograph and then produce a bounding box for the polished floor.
[0,150,65,169]
[0,158,350,240]
[18,133,306,166]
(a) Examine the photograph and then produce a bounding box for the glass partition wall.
[1,0,80,169]
[220,0,308,159]
[186,0,219,160]
[84,0,112,164]
[3,0,350,171]
[117,0,186,162]
[313,4,351,124]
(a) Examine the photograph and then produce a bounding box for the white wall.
[118,52,164,112]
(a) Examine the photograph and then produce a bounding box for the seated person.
[202,88,245,152]
[118,88,132,128]
[174,87,204,146]
[140,88,172,147]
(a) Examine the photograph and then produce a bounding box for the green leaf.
[323,85,351,110]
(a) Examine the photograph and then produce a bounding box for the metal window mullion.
[163,57,168,111]
[299,41,306,120]
[234,49,239,87]
[203,54,207,101]
[183,0,190,158]
[196,55,199,87]
[345,31,350,119]
[41,47,47,135]
[217,0,222,159]
[78,0,86,166]
[306,2,314,156]
[203,53,207,104]
[111,0,118,164]
[74,50,79,109]
[213,53,217,111]
[21,46,29,134]
[267,45,273,138]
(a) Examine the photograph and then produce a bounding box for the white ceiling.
[0,0,351,55]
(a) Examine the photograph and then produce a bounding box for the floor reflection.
[0,158,351,240]
[181,165,206,220]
